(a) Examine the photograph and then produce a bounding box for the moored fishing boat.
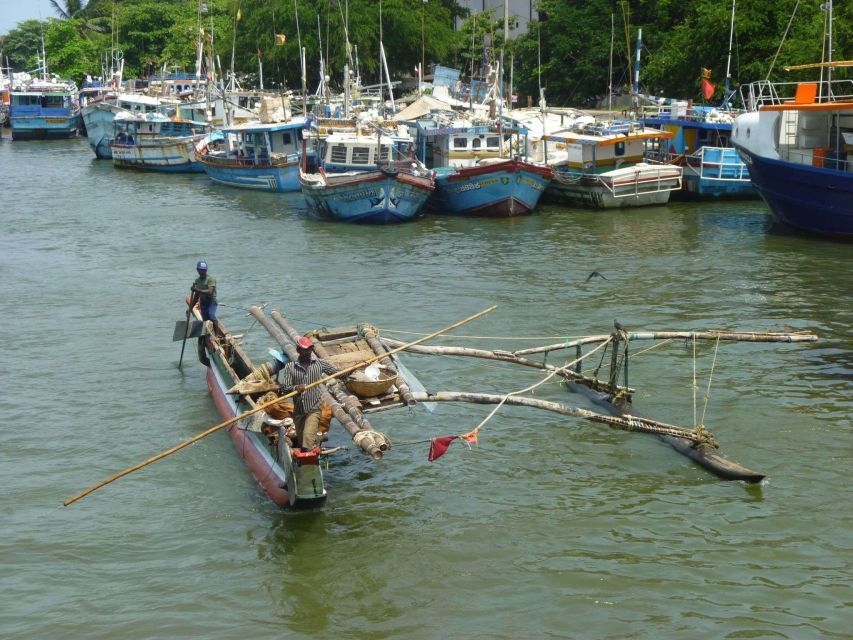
[9,77,81,140]
[414,116,552,217]
[300,129,435,223]
[199,119,308,192]
[82,94,179,159]
[110,111,216,172]
[534,120,682,208]
[733,76,853,237]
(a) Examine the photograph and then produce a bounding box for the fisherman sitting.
[273,337,340,451]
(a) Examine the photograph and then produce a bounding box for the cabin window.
[379,146,391,160]
[44,95,65,108]
[14,95,40,106]
[615,141,626,156]
[351,146,371,164]
[281,132,292,145]
[330,145,348,163]
[453,137,467,149]
[486,136,500,148]
[472,138,482,149]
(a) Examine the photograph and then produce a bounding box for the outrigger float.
[62,305,818,509]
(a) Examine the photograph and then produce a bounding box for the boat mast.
[608,13,614,115]
[827,0,833,93]
[723,0,736,109]
[632,28,642,114]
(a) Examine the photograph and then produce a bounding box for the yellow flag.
[236,8,242,22]
[702,67,712,79]
[275,34,286,45]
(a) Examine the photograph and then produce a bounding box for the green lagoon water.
[0,136,850,639]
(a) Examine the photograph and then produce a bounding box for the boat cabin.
[318,133,411,172]
[112,113,210,144]
[221,121,306,164]
[10,89,77,117]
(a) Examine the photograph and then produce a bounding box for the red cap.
[297,336,313,350]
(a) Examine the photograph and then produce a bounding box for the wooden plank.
[313,326,359,341]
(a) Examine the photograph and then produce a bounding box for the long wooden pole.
[513,330,818,357]
[63,305,497,506]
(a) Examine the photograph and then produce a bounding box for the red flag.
[701,78,715,100]
[428,436,458,462]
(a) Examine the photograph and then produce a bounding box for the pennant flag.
[459,429,479,446]
[236,8,242,22]
[428,436,458,462]
[275,34,287,46]
[257,48,263,60]
[701,78,715,100]
[702,67,712,79]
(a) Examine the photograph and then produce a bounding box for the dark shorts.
[200,301,218,321]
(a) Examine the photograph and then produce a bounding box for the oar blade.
[172,320,206,341]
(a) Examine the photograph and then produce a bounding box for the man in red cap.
[275,336,340,450]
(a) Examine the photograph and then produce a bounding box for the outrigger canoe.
[192,304,422,509]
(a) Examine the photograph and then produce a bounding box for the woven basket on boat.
[346,371,398,398]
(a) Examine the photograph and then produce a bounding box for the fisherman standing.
[275,337,340,450]
[190,260,223,338]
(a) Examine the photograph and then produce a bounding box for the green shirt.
[194,274,217,303]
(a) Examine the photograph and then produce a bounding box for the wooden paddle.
[64,305,497,507]
[177,289,194,369]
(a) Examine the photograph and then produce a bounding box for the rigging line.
[765,0,801,81]
[577,337,674,377]
[469,338,614,436]
[699,335,722,427]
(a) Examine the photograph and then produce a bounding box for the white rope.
[700,335,722,427]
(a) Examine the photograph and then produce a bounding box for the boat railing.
[781,147,852,172]
[640,104,739,124]
[595,162,682,197]
[200,152,299,167]
[742,79,853,110]
[685,146,751,181]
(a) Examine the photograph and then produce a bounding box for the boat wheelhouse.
[110,111,215,172]
[199,119,309,192]
[9,79,80,140]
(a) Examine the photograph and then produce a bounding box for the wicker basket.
[346,371,398,398]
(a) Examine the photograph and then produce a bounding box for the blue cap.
[196,261,208,270]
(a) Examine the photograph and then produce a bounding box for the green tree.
[0,20,51,71]
[44,19,99,81]
[48,0,110,37]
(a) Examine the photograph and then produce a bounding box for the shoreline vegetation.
[1,0,850,107]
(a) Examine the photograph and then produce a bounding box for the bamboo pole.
[513,329,818,357]
[380,339,633,395]
[407,391,715,445]
[63,305,497,507]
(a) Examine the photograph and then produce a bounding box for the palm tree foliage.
[1,0,851,101]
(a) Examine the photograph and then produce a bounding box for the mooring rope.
[699,335,722,428]
[374,328,593,341]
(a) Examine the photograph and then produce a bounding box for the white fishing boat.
[110,111,216,172]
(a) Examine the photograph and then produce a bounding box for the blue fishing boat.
[733,77,853,237]
[642,104,755,199]
[199,119,308,192]
[415,117,552,217]
[9,78,80,140]
[110,111,216,173]
[300,130,435,224]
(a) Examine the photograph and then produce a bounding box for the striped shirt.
[277,355,339,414]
